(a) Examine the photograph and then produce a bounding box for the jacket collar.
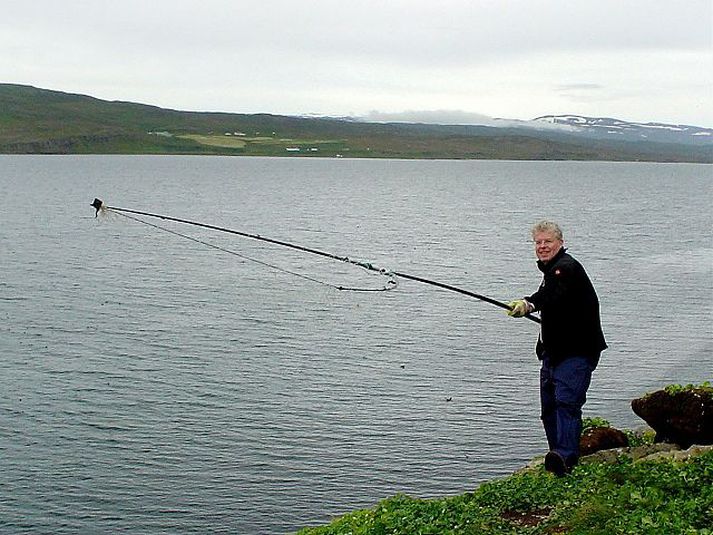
[537,247,567,273]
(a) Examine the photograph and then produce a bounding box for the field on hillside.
[178,133,348,155]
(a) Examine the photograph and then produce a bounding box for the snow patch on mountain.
[532,115,713,145]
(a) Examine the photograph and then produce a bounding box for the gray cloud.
[360,110,579,132]
[1,0,711,125]
[362,110,502,126]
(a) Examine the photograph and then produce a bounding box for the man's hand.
[507,300,532,317]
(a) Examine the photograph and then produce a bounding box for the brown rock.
[579,426,629,456]
[631,388,713,448]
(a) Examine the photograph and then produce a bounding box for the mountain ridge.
[531,114,712,146]
[1,83,710,162]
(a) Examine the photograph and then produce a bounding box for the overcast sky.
[2,0,711,126]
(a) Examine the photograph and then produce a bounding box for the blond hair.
[531,220,563,241]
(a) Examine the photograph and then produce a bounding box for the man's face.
[533,231,563,263]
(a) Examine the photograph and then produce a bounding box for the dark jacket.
[527,248,607,364]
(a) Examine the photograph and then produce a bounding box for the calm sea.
[1,155,711,534]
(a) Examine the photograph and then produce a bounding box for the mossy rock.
[631,385,713,448]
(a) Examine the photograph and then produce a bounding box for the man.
[508,221,607,476]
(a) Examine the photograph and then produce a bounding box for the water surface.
[1,156,711,534]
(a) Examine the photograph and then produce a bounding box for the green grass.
[663,382,712,396]
[297,450,713,534]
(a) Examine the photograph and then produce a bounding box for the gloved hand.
[507,300,531,317]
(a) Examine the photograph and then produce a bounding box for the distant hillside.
[1,84,711,162]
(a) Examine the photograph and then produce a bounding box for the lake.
[1,155,711,534]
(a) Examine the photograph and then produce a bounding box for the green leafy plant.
[582,416,611,432]
[297,448,713,535]
[298,385,712,534]
[624,428,656,448]
[663,381,712,396]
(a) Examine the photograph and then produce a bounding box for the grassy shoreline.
[297,387,713,534]
[296,445,712,534]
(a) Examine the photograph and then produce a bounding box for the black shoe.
[544,451,568,477]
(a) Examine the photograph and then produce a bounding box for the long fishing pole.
[91,198,541,324]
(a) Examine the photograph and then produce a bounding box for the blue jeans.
[540,355,597,466]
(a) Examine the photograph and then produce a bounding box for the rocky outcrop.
[579,426,629,456]
[631,387,713,448]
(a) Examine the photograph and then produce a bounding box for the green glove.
[507,300,530,317]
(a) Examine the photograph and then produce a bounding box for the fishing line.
[91,198,540,324]
[98,203,396,292]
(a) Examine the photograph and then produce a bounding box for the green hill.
[1,84,711,162]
